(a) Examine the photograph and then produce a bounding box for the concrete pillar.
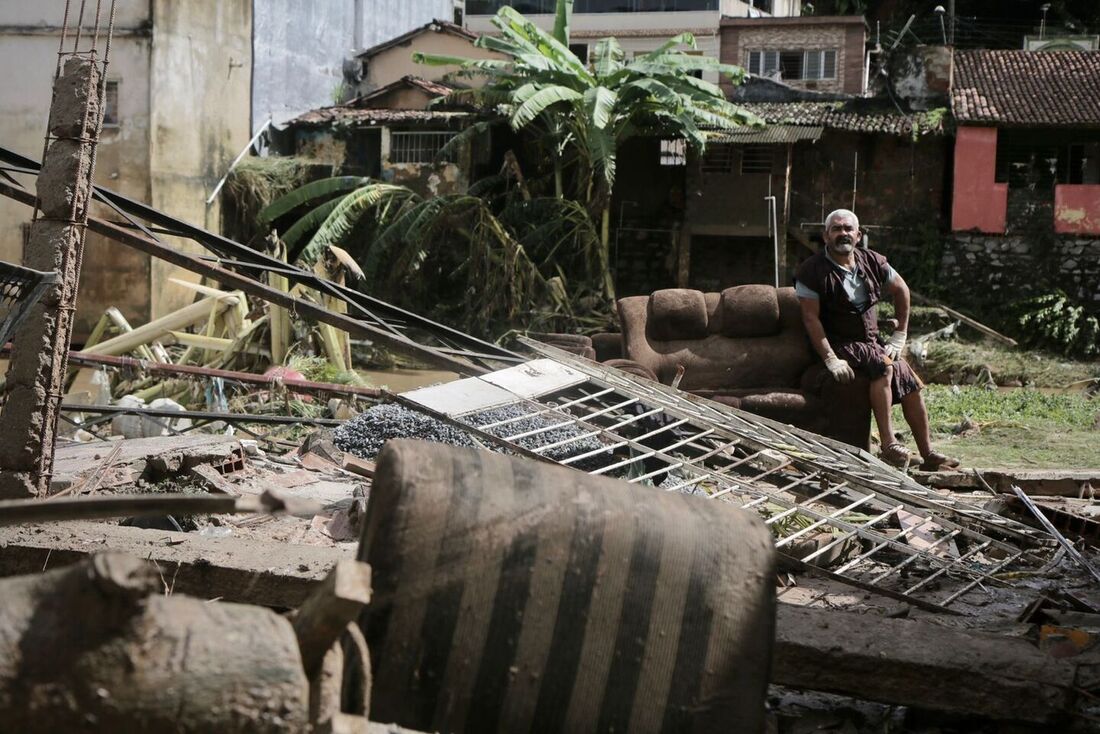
[0,58,103,498]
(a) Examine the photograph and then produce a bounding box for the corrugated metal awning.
[707,125,823,144]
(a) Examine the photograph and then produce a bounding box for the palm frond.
[260,176,370,224]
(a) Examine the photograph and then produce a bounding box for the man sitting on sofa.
[795,208,958,471]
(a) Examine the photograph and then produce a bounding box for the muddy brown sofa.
[614,285,872,449]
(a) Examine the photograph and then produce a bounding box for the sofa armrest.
[591,332,623,362]
[604,358,660,383]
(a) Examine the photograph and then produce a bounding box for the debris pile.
[334,401,606,465]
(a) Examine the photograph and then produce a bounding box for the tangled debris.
[333,401,607,467]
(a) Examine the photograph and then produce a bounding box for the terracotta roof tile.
[287,107,472,128]
[952,50,1100,127]
[737,102,945,136]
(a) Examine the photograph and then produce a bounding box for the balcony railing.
[466,0,720,15]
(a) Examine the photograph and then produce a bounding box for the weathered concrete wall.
[253,0,452,125]
[148,0,252,320]
[361,31,498,93]
[0,6,154,337]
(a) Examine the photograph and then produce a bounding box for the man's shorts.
[834,340,923,405]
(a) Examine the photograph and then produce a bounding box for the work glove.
[824,354,856,384]
[883,330,907,361]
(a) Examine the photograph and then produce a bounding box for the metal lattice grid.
[389,131,456,164]
[394,351,1053,614]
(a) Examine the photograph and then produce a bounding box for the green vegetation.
[416,0,757,298]
[1017,290,1100,359]
[258,0,756,338]
[899,385,1099,469]
[917,338,1100,388]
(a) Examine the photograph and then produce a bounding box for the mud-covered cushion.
[647,289,709,342]
[719,285,781,338]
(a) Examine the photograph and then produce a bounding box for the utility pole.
[948,0,956,44]
[0,1,115,498]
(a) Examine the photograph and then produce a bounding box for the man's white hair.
[824,209,859,230]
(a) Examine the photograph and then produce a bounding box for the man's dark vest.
[795,247,891,343]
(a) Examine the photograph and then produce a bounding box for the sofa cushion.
[719,285,781,338]
[647,289,709,342]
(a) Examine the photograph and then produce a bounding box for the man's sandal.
[879,442,913,469]
[920,452,960,472]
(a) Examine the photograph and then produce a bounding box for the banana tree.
[415,0,760,298]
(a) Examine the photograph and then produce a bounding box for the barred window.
[389,131,455,164]
[659,139,686,166]
[746,49,836,80]
[701,144,735,173]
[740,145,773,174]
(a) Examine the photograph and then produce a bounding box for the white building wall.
[252,0,453,126]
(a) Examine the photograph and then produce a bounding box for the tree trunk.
[600,205,616,301]
[0,553,310,733]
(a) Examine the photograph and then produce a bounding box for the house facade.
[946,49,1100,309]
[719,15,868,96]
[466,0,802,84]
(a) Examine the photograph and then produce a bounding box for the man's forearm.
[804,315,834,361]
[893,279,911,333]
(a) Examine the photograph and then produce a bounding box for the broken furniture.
[612,285,873,449]
[359,439,776,733]
[0,553,312,733]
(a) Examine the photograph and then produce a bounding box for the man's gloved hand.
[824,354,856,384]
[884,330,907,361]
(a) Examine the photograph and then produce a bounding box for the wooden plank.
[0,521,352,607]
[774,603,1078,725]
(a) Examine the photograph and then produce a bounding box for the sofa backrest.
[618,285,814,390]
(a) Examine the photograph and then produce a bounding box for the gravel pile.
[333,403,477,459]
[466,403,606,465]
[333,401,608,468]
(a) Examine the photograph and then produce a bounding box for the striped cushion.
[359,439,776,733]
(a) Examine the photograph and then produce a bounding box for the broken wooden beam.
[0,521,351,607]
[58,349,383,398]
[0,179,488,376]
[774,603,1078,725]
[910,291,1018,347]
[293,559,372,676]
[0,490,320,526]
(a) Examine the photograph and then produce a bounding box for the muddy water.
[356,368,458,393]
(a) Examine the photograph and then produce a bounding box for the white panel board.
[402,376,516,416]
[479,359,587,399]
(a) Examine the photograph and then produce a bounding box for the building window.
[389,131,456,164]
[467,1,720,13]
[746,49,836,80]
[102,80,119,126]
[740,145,773,174]
[659,139,686,166]
[569,43,589,63]
[701,144,735,173]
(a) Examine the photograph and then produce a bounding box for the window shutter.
[823,50,837,79]
[764,50,779,75]
[804,51,821,80]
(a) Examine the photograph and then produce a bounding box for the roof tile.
[951,50,1100,127]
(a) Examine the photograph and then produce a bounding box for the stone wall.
[941,233,1100,309]
[720,19,865,95]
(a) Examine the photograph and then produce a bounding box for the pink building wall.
[1055,184,1100,234]
[951,126,1007,234]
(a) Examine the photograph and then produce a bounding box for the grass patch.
[890,385,1100,469]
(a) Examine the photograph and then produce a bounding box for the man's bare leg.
[901,390,933,459]
[870,365,896,448]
